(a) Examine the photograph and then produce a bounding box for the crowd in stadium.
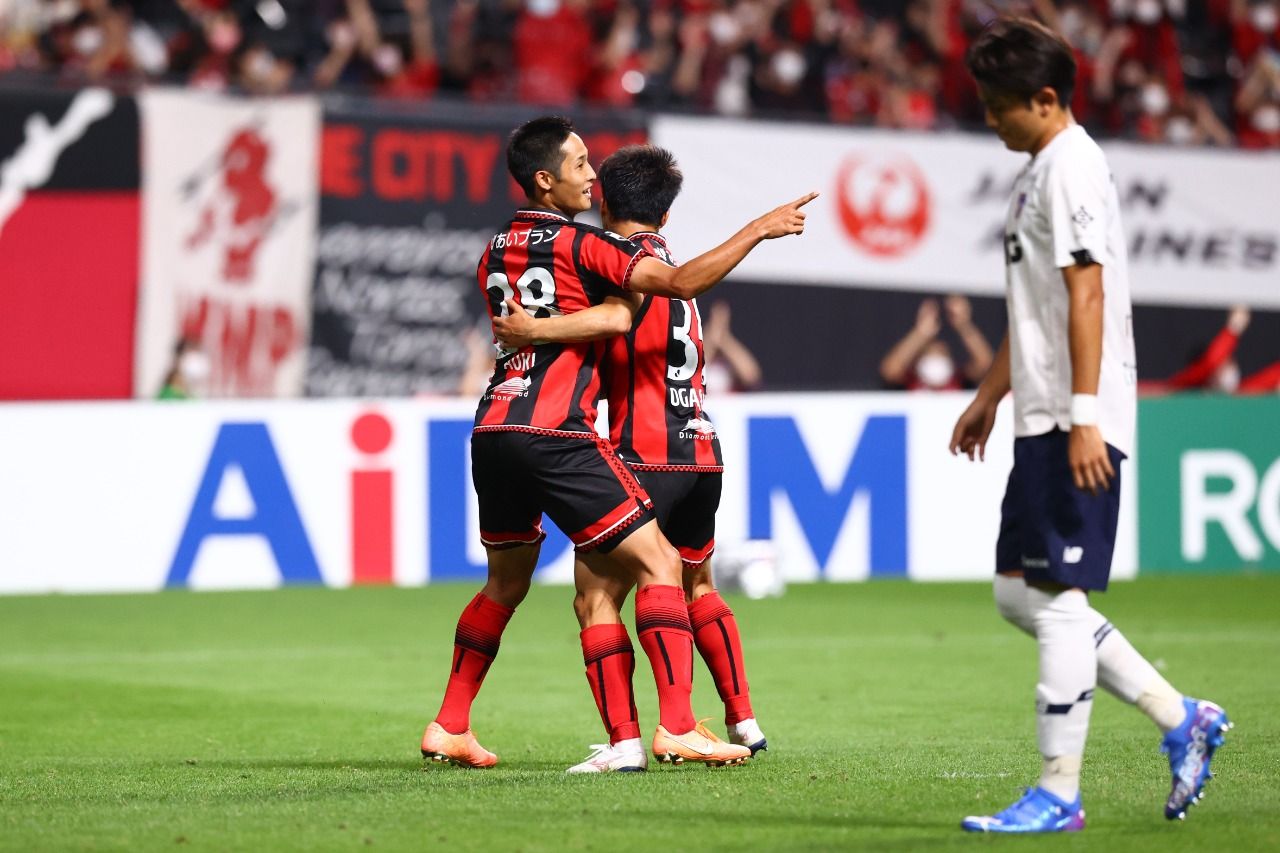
[0,1,1277,148]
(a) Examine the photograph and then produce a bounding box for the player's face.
[979,88,1049,153]
[547,133,596,216]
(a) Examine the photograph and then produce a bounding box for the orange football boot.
[652,719,751,767]
[421,721,498,768]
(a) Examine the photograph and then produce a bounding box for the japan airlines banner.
[135,90,320,398]
[653,116,1280,309]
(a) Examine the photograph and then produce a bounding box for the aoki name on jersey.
[505,352,536,372]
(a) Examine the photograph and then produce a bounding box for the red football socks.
[580,623,641,744]
[635,584,696,734]
[689,592,754,725]
[434,593,515,733]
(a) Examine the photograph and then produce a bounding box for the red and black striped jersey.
[601,232,724,471]
[474,208,650,436]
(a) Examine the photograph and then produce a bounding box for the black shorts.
[634,469,722,567]
[996,429,1126,592]
[471,429,653,553]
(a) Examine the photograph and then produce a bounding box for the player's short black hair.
[966,18,1076,108]
[598,145,683,228]
[507,115,576,197]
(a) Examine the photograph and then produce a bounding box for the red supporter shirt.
[601,232,724,472]
[473,209,650,436]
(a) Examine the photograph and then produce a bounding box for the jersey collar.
[514,208,571,222]
[629,230,667,246]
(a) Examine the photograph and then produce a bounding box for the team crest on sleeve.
[1072,206,1094,227]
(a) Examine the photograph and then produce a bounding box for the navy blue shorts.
[634,470,722,568]
[996,429,1126,592]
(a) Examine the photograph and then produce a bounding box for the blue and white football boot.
[962,786,1085,833]
[1162,697,1232,821]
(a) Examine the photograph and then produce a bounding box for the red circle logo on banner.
[835,154,931,257]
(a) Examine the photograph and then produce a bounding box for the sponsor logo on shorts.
[1063,546,1084,564]
[1021,556,1050,569]
[486,376,531,401]
[680,417,717,441]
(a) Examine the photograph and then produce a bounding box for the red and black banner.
[307,105,647,398]
[0,88,140,400]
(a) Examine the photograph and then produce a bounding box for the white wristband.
[1070,394,1098,427]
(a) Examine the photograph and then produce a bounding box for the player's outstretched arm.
[491,295,639,349]
[949,332,1010,462]
[1063,261,1114,495]
[628,192,818,300]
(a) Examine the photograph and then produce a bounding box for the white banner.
[653,116,1280,308]
[0,394,1135,594]
[135,90,320,398]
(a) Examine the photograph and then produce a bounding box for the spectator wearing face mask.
[1231,0,1280,65]
[880,295,993,391]
[1155,92,1236,145]
[1235,49,1280,147]
[512,0,592,105]
[1129,68,1237,145]
[1116,0,1186,99]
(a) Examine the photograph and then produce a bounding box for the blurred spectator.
[1238,359,1280,393]
[702,301,762,394]
[880,295,993,390]
[158,337,210,399]
[512,0,591,105]
[0,0,1275,148]
[1139,304,1280,396]
[312,0,439,97]
[1235,48,1280,147]
[456,322,496,398]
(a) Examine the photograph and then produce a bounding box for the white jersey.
[1003,123,1137,457]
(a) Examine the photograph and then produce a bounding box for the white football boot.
[567,738,648,773]
[727,718,768,755]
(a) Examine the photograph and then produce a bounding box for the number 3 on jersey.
[486,268,560,317]
[668,300,701,382]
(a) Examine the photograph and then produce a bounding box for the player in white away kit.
[949,19,1231,834]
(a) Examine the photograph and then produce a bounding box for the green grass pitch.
[1,576,1277,852]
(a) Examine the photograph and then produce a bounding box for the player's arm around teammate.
[492,293,641,349]
[491,190,818,352]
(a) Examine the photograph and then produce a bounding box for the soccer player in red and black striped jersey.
[421,116,814,770]
[493,145,770,773]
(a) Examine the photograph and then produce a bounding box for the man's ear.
[600,197,610,219]
[533,169,555,192]
[1033,86,1060,115]
[660,210,670,228]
